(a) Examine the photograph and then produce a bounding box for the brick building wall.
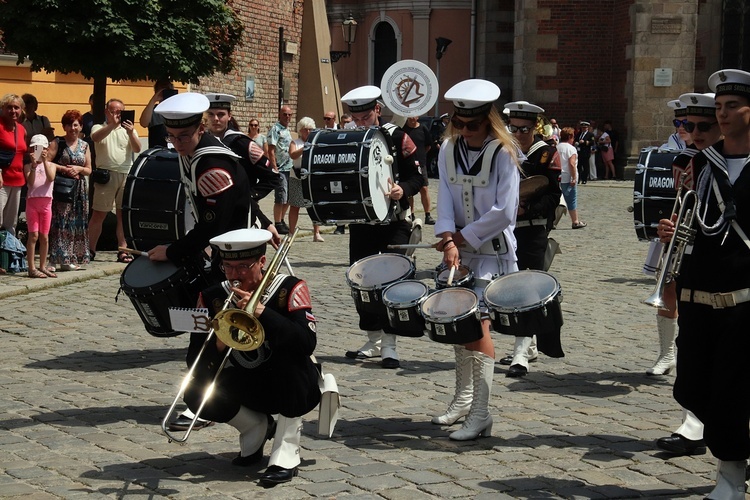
[194,0,305,134]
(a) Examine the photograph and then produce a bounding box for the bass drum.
[301,127,395,224]
[123,147,193,252]
[483,270,563,337]
[120,255,210,337]
[633,147,679,241]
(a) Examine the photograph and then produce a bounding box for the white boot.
[227,406,268,458]
[346,330,382,358]
[449,351,494,441]
[380,333,400,368]
[268,415,303,469]
[706,460,747,500]
[431,346,473,425]
[647,316,677,376]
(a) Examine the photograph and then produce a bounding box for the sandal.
[89,249,96,261]
[28,268,47,279]
[42,267,58,278]
[572,221,588,229]
[117,251,134,264]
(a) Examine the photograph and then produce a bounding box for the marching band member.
[149,92,252,432]
[340,85,425,369]
[663,99,690,150]
[204,93,280,242]
[185,228,320,486]
[432,79,520,440]
[664,69,750,499]
[499,101,564,378]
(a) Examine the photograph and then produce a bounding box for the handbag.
[53,176,78,203]
[91,167,110,184]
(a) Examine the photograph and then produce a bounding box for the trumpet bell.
[212,309,265,351]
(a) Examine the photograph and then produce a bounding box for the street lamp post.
[330,12,358,62]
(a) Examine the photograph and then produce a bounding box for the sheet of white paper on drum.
[168,308,211,333]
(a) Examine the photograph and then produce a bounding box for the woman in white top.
[431,79,520,441]
[288,117,323,242]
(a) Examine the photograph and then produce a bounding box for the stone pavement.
[0,180,729,499]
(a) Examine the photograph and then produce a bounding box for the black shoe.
[231,415,277,466]
[381,357,400,369]
[424,214,436,225]
[499,355,537,366]
[275,221,289,235]
[656,434,706,456]
[345,350,379,359]
[506,364,528,378]
[259,465,298,486]
[333,226,345,235]
[168,414,215,431]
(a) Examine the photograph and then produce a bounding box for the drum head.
[436,265,472,287]
[121,256,180,289]
[383,280,429,308]
[421,288,478,322]
[346,253,414,290]
[366,129,394,221]
[483,270,559,313]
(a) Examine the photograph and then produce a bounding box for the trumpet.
[161,228,299,443]
[643,189,699,310]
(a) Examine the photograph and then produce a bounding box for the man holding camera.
[89,98,141,264]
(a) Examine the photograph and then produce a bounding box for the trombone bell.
[212,309,265,351]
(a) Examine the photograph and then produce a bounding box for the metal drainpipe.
[470,0,477,77]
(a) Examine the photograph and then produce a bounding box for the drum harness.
[515,140,551,229]
[443,138,510,285]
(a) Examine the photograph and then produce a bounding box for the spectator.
[81,94,95,139]
[89,98,141,263]
[402,115,434,224]
[558,127,586,228]
[268,105,294,235]
[139,80,175,149]
[24,135,56,278]
[598,123,616,179]
[247,118,267,153]
[0,93,28,245]
[48,110,92,271]
[575,121,595,184]
[289,117,323,241]
[21,94,54,144]
[341,113,354,129]
[323,111,338,129]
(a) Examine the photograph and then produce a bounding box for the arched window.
[373,22,397,85]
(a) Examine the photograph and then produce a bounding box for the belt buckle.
[710,292,735,309]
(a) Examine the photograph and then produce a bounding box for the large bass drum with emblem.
[123,147,193,252]
[300,127,395,224]
[633,147,679,241]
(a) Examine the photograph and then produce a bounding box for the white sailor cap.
[341,85,382,112]
[504,100,545,120]
[205,93,236,110]
[29,134,49,148]
[667,99,687,118]
[580,121,591,127]
[708,69,750,99]
[679,92,716,117]
[155,92,210,128]
[444,79,501,117]
[209,228,272,260]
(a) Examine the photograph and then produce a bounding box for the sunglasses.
[508,125,533,134]
[684,121,717,133]
[673,118,688,128]
[249,123,259,127]
[451,116,485,132]
[323,117,334,121]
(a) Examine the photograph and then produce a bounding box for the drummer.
[340,85,425,369]
[500,101,564,378]
[431,79,521,440]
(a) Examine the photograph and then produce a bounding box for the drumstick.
[446,265,456,287]
[387,243,437,249]
[118,246,148,257]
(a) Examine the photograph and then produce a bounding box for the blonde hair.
[0,93,24,112]
[443,107,521,167]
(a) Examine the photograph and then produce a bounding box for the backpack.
[0,229,28,273]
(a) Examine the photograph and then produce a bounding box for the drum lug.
[299,169,309,180]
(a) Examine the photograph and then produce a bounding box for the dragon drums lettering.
[312,153,358,165]
[648,176,674,189]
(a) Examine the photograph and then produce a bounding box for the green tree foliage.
[0,0,243,83]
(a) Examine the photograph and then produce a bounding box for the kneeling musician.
[185,228,320,486]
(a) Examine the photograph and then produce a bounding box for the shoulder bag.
[0,127,18,168]
[53,176,78,204]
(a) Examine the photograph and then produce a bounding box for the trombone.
[643,189,699,310]
[161,228,299,443]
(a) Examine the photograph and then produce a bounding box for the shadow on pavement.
[25,348,183,371]
[1,404,168,429]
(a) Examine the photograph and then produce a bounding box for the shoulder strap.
[53,137,66,163]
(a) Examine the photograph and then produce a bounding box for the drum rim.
[420,288,479,323]
[483,270,561,313]
[382,279,430,308]
[345,253,415,290]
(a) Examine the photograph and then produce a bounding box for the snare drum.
[382,280,429,337]
[301,127,395,224]
[120,256,210,337]
[435,264,474,289]
[633,147,679,241]
[123,147,192,252]
[483,270,563,337]
[420,288,483,344]
[346,253,415,316]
